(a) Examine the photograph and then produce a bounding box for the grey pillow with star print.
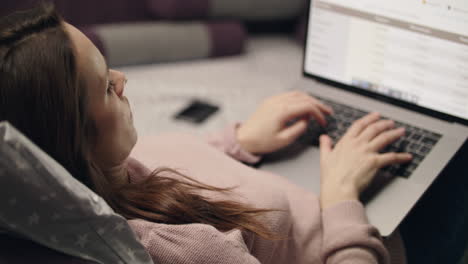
[0,121,153,264]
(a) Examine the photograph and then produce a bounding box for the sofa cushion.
[0,121,153,264]
[0,0,151,27]
[82,21,246,67]
[147,0,306,20]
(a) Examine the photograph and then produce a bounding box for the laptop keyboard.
[301,96,442,178]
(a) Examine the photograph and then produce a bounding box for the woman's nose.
[110,69,127,97]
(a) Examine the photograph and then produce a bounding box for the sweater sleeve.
[321,201,391,264]
[205,123,261,164]
[128,219,262,264]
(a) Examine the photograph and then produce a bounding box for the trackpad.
[260,145,321,194]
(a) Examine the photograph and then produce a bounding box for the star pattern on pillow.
[28,213,40,225]
[115,222,126,232]
[50,235,59,244]
[75,234,89,248]
[97,227,106,235]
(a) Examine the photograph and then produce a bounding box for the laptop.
[260,0,468,236]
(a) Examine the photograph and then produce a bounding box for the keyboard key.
[397,140,410,152]
[408,143,420,152]
[401,170,412,178]
[407,163,418,172]
[420,146,431,155]
[422,136,438,145]
[412,153,424,163]
[395,164,410,177]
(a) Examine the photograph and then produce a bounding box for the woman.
[0,4,414,264]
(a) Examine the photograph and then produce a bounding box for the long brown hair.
[0,3,279,240]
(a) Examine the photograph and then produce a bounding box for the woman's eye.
[107,81,116,94]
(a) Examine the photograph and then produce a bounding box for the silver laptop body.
[261,0,468,236]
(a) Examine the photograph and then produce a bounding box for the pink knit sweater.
[126,125,407,264]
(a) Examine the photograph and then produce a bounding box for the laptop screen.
[304,0,468,122]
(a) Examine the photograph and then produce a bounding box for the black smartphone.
[174,100,220,124]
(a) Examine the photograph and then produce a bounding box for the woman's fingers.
[359,119,395,141]
[317,102,333,115]
[283,101,328,127]
[283,91,333,116]
[344,112,381,139]
[284,90,311,100]
[369,127,406,151]
[304,95,333,115]
[282,98,333,127]
[278,119,308,142]
[376,152,413,168]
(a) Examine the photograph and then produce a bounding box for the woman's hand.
[319,112,413,209]
[237,91,333,155]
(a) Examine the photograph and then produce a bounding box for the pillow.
[0,0,151,27]
[147,0,306,21]
[82,21,246,67]
[0,121,153,264]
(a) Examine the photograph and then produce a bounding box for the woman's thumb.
[319,134,333,156]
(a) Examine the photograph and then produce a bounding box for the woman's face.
[65,23,137,171]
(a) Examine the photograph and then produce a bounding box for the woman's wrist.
[320,186,359,209]
[236,125,259,155]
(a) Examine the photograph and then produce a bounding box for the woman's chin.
[131,125,138,146]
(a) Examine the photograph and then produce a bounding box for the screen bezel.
[301,0,468,126]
